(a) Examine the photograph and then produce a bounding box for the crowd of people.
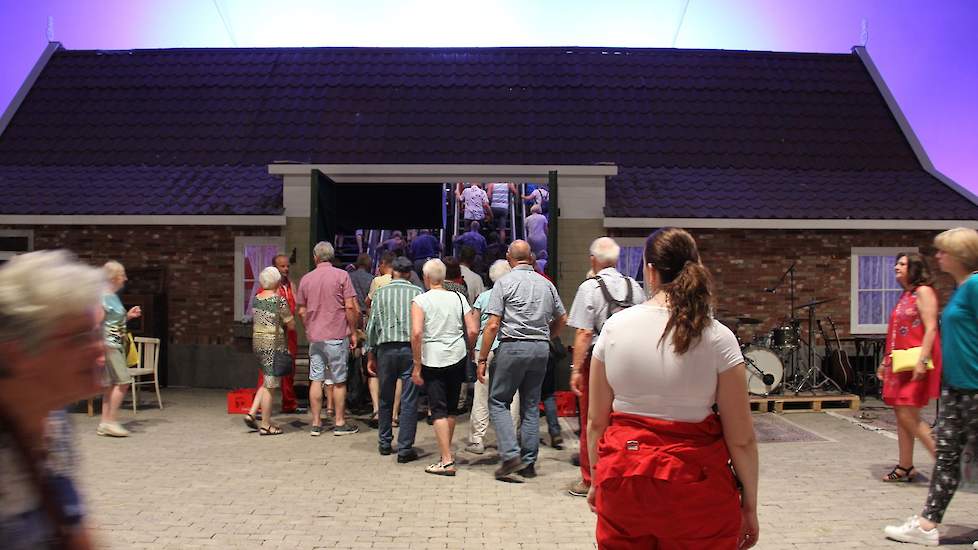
[4,223,978,548]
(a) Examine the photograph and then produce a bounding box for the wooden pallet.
[750,393,860,414]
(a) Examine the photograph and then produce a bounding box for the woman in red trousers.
[586,227,759,550]
[877,252,941,482]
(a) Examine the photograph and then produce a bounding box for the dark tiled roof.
[0,45,972,219]
[607,167,978,219]
[1,46,918,169]
[0,165,282,215]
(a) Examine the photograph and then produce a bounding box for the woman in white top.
[411,258,479,476]
[586,227,759,549]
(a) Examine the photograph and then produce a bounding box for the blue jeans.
[542,394,560,436]
[489,340,549,464]
[376,343,419,456]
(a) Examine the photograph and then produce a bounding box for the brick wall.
[2,224,280,345]
[608,228,953,344]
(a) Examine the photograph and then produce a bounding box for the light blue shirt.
[940,274,978,390]
[102,293,127,350]
[472,289,498,352]
[485,264,565,340]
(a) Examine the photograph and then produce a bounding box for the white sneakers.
[883,516,938,546]
[96,421,130,437]
[972,541,977,549]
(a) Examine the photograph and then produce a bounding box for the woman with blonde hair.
[877,252,941,482]
[886,228,978,547]
[98,260,141,437]
[246,266,295,436]
[586,227,758,549]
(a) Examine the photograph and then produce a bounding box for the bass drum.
[743,346,784,396]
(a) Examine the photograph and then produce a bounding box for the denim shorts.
[309,339,349,385]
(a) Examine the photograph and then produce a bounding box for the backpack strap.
[591,275,616,310]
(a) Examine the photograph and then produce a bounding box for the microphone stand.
[765,262,797,394]
[765,261,796,316]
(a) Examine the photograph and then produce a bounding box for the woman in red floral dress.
[877,253,942,482]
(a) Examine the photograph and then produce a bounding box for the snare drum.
[743,346,784,395]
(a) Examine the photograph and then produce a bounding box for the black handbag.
[270,350,293,377]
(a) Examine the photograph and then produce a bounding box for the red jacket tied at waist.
[593,412,742,549]
[596,411,735,486]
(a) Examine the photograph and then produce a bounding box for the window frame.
[0,229,34,260]
[849,246,917,335]
[233,236,286,321]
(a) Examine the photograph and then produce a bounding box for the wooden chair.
[128,337,162,412]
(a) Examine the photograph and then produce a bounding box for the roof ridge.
[54,45,857,59]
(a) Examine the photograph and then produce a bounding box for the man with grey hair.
[477,240,567,480]
[565,236,645,497]
[297,241,360,436]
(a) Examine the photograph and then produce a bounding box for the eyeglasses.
[48,327,103,348]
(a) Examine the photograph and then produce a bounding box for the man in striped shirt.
[365,256,423,462]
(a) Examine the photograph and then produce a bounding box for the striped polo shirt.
[364,279,422,352]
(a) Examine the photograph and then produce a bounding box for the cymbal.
[794,298,834,310]
[718,316,763,327]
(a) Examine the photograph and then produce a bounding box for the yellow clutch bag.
[890,347,934,373]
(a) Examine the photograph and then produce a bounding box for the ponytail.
[645,228,715,355]
[659,261,714,354]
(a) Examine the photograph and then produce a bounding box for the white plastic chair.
[128,337,162,412]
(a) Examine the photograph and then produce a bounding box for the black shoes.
[517,463,537,478]
[494,456,528,479]
[379,445,393,456]
[550,432,564,449]
[397,448,420,463]
[570,453,580,467]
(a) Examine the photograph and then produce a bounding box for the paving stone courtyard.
[72,389,978,549]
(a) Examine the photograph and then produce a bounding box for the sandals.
[243,414,259,430]
[883,465,916,482]
[259,425,283,436]
[425,461,457,476]
[392,418,399,428]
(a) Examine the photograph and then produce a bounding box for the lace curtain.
[243,244,281,319]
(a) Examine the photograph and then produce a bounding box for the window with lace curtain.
[617,246,645,282]
[850,247,916,334]
[234,236,285,321]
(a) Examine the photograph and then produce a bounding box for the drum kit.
[720,262,845,397]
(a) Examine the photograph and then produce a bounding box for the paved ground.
[72,390,978,549]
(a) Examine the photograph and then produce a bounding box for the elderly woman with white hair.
[246,266,295,436]
[465,259,520,455]
[411,258,479,475]
[524,204,548,259]
[98,260,142,437]
[0,250,106,548]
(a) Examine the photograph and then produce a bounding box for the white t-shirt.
[412,289,471,368]
[592,304,743,422]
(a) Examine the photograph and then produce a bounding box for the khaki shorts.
[105,347,131,385]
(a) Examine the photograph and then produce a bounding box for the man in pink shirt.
[297,241,361,436]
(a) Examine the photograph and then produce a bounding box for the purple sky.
[2,0,976,195]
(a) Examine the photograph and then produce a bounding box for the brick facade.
[1,224,280,345]
[608,228,954,344]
